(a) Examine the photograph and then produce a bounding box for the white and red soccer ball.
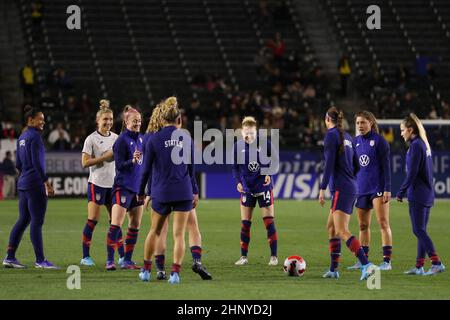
[283,256,306,277]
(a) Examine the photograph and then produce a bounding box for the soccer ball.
[283,256,306,277]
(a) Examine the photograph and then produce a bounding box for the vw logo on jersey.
[248,161,260,172]
[19,139,26,147]
[137,157,143,165]
[359,154,370,167]
[377,192,383,197]
[370,140,375,147]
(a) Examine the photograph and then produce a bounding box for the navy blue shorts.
[87,183,112,206]
[111,187,143,210]
[330,191,356,215]
[151,199,193,215]
[355,192,383,210]
[241,190,274,208]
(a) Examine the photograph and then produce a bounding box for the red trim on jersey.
[332,191,340,212]
[90,183,96,204]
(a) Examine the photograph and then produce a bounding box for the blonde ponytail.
[146,104,164,133]
[160,96,181,123]
[410,113,431,154]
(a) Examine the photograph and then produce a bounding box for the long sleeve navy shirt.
[16,126,48,190]
[319,127,358,194]
[396,137,435,207]
[354,130,391,195]
[112,129,144,193]
[138,126,198,202]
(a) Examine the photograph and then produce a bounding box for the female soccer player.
[396,114,445,275]
[80,100,125,266]
[137,96,198,284]
[347,111,393,271]
[3,106,58,269]
[232,116,278,266]
[142,104,211,281]
[318,106,374,280]
[105,105,144,270]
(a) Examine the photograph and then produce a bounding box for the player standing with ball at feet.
[105,105,144,271]
[137,97,199,284]
[347,111,393,271]
[396,114,445,276]
[79,100,125,267]
[233,116,279,267]
[3,106,58,269]
[318,107,374,281]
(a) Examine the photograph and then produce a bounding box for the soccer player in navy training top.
[3,106,59,269]
[138,97,199,284]
[80,100,124,266]
[105,105,144,271]
[141,103,212,281]
[232,116,278,266]
[396,114,445,276]
[318,106,374,280]
[348,111,393,271]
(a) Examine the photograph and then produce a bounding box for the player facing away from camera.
[3,106,58,269]
[318,107,374,281]
[396,114,445,276]
[141,104,211,281]
[232,116,278,266]
[80,100,124,267]
[348,111,393,271]
[137,97,199,284]
[105,105,144,271]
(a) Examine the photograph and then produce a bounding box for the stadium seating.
[320,0,450,118]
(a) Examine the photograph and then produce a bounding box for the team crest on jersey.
[248,161,260,172]
[359,154,370,167]
[95,193,101,201]
[121,196,126,204]
[370,140,375,147]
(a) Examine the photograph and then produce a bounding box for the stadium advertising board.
[204,151,450,199]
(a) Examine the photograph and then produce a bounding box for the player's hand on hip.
[318,189,325,207]
[237,183,244,193]
[192,194,199,209]
[45,182,55,197]
[137,194,145,203]
[263,175,271,186]
[383,191,391,203]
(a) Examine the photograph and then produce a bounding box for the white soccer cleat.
[268,256,278,266]
[234,256,248,265]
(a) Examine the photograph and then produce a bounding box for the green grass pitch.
[0,199,449,300]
